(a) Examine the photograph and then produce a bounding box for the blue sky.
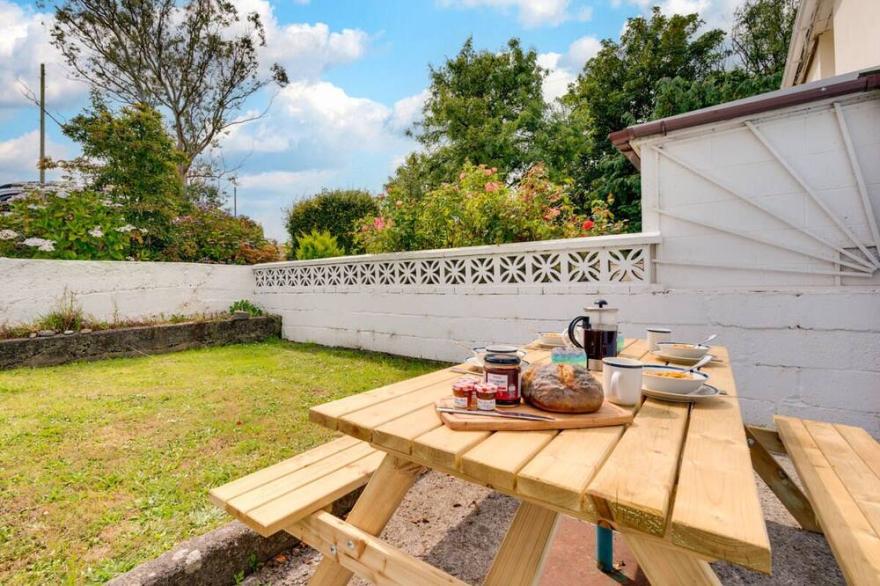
[0,0,745,239]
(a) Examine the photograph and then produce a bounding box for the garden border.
[0,315,281,369]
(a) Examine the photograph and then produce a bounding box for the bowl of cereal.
[643,365,709,394]
[655,341,710,360]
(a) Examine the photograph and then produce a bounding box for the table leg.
[309,453,423,586]
[623,532,721,586]
[483,501,559,586]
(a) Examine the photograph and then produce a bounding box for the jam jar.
[483,353,521,406]
[474,383,497,411]
[452,378,477,410]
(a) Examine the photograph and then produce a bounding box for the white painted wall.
[0,258,253,326]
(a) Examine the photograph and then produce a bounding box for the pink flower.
[459,171,467,180]
[582,219,595,231]
[373,217,387,230]
[484,181,500,192]
[395,200,403,207]
[543,208,560,220]
[483,167,493,176]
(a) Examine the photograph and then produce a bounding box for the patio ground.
[0,340,438,584]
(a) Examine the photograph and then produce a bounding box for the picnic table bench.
[758,416,880,586]
[211,338,772,585]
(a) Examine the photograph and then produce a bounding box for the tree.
[46,0,288,178]
[285,189,378,256]
[560,9,728,223]
[731,0,799,76]
[412,38,549,184]
[60,97,185,255]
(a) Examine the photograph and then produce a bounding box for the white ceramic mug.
[602,357,643,406]
[647,327,672,351]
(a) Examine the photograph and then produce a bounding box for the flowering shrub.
[158,205,281,264]
[0,187,137,260]
[356,163,626,253]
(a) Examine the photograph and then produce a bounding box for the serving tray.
[435,397,633,431]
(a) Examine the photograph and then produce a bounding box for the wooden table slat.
[372,404,444,455]
[310,369,461,429]
[516,426,624,517]
[587,399,690,536]
[669,395,771,573]
[460,430,558,491]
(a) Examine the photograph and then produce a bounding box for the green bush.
[295,230,345,260]
[356,163,626,253]
[285,189,377,256]
[159,206,280,264]
[229,299,263,316]
[0,187,136,260]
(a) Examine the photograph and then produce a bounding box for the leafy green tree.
[561,8,728,223]
[652,69,784,119]
[60,97,185,256]
[285,189,377,257]
[46,0,288,177]
[732,0,799,76]
[295,230,345,260]
[411,37,549,184]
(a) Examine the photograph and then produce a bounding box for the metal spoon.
[686,354,713,373]
[698,334,718,346]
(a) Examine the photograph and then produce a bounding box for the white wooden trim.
[652,145,876,272]
[653,208,873,274]
[833,102,880,255]
[744,120,880,268]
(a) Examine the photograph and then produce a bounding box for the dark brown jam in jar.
[483,353,521,406]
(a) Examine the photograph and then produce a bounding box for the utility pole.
[231,177,238,217]
[39,63,46,185]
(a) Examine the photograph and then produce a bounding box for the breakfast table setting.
[306,300,771,585]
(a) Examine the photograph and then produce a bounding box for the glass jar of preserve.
[483,353,521,406]
[474,383,497,411]
[452,378,477,410]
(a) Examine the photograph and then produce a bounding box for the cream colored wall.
[831,0,880,76]
[805,31,836,82]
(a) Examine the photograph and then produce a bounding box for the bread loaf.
[521,363,603,413]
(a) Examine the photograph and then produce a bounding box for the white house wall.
[637,92,880,287]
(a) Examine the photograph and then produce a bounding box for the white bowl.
[643,365,709,394]
[655,342,710,360]
[538,332,566,346]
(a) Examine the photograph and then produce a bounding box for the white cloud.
[439,0,592,28]
[0,130,68,184]
[538,35,601,101]
[0,0,88,109]
[238,169,333,194]
[613,0,748,30]
[230,0,369,80]
[389,89,429,133]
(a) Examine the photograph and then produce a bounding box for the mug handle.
[609,371,621,400]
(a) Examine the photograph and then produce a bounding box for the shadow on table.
[712,520,844,585]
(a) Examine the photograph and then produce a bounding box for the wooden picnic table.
[308,339,771,585]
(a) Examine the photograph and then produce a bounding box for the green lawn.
[0,339,439,584]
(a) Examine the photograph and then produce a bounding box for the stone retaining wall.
[0,315,281,369]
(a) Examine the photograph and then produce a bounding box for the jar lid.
[474,383,496,394]
[485,344,519,354]
[484,353,521,365]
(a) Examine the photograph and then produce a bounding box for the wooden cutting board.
[435,397,633,431]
